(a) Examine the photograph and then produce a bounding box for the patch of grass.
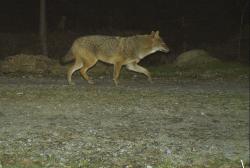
[148,62,249,80]
[158,156,249,168]
[3,165,42,168]
[1,160,43,168]
[157,158,176,168]
[1,159,102,168]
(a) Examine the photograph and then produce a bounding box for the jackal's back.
[74,35,121,56]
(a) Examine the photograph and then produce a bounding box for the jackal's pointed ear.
[150,31,155,37]
[155,30,160,37]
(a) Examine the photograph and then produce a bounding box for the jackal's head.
[150,30,170,53]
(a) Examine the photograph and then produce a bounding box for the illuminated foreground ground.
[0,76,249,168]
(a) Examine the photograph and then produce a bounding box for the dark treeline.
[0,0,249,62]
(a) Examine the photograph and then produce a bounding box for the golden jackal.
[62,30,169,85]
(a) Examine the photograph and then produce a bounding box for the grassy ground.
[0,63,249,168]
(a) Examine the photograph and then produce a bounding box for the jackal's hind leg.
[126,63,152,83]
[79,58,97,84]
[67,58,83,85]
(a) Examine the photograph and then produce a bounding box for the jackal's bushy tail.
[60,49,74,65]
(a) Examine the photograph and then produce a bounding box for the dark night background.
[0,2,249,167]
[0,0,249,63]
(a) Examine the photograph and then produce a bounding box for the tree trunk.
[40,0,48,56]
[57,16,67,32]
[181,16,187,52]
[238,0,249,61]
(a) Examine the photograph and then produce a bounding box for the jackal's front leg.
[113,62,122,86]
[126,63,152,83]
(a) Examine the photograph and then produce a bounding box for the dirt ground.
[0,75,249,168]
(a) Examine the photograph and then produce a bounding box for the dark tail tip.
[60,49,74,65]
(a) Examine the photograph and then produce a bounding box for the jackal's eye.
[159,40,165,46]
[158,38,166,46]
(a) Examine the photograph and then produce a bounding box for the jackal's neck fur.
[119,35,155,59]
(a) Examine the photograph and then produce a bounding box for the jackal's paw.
[113,79,119,86]
[148,78,153,84]
[88,79,95,85]
[68,81,76,86]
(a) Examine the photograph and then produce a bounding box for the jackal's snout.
[160,42,170,53]
[151,30,170,53]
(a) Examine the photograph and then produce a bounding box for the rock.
[175,49,221,68]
